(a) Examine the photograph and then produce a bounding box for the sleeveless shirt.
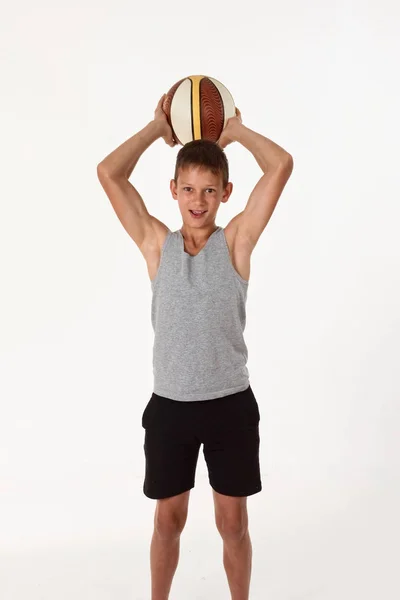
[150,226,250,401]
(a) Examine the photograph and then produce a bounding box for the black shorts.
[141,384,261,499]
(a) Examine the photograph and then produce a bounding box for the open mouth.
[189,210,207,218]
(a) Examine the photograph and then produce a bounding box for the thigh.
[201,385,262,497]
[142,394,201,500]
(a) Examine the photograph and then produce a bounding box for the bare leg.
[223,529,252,600]
[213,490,252,600]
[150,530,181,600]
[149,490,190,600]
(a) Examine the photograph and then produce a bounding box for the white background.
[1,1,399,598]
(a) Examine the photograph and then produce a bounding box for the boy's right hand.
[154,94,177,147]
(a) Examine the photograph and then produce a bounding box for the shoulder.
[223,212,254,255]
[140,217,171,257]
[140,218,172,282]
[222,215,253,283]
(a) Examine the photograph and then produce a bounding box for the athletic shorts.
[141,384,261,499]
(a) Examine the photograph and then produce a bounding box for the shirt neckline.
[178,226,221,258]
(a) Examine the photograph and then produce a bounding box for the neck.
[179,225,219,245]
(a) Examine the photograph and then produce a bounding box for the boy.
[97,94,293,600]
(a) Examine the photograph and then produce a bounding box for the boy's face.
[170,166,233,226]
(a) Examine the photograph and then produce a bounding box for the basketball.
[162,75,236,146]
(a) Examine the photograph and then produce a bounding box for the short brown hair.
[174,139,229,189]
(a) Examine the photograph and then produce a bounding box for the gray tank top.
[150,226,250,401]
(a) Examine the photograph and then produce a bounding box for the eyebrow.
[181,182,217,186]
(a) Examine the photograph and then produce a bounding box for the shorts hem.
[210,482,262,497]
[143,484,194,500]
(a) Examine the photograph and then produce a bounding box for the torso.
[144,223,251,283]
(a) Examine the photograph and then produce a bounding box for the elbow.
[97,162,125,181]
[97,162,105,176]
[283,152,293,168]
[280,153,294,174]
[97,162,113,180]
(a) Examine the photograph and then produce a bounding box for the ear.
[170,178,178,199]
[221,182,233,203]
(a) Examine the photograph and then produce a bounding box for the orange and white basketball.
[163,75,236,146]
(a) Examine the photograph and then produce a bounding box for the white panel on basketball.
[208,77,236,128]
[170,79,194,145]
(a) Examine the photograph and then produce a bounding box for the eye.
[183,187,192,192]
[207,189,216,193]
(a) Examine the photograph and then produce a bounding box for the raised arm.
[97,95,176,252]
[218,110,293,251]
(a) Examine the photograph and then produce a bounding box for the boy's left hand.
[217,107,242,149]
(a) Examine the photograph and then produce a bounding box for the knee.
[154,507,188,541]
[216,514,248,542]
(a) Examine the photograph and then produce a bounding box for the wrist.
[229,120,246,142]
[148,118,169,138]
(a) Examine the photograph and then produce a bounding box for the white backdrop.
[1,1,399,598]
